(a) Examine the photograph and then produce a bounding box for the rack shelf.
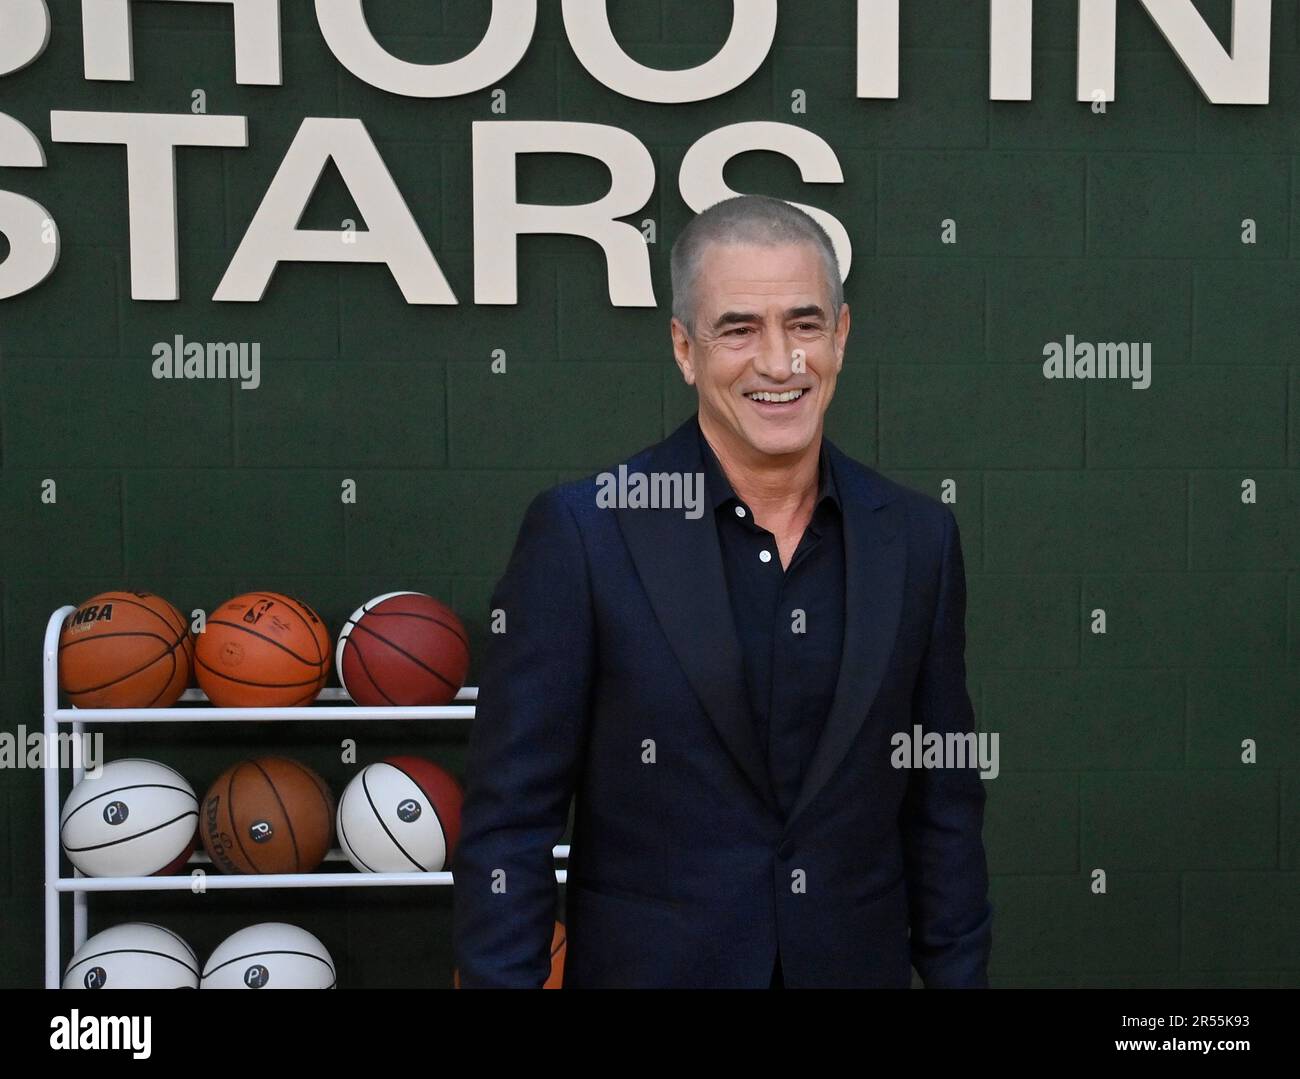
[41,604,567,988]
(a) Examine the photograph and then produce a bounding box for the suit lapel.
[614,417,781,816]
[783,441,907,834]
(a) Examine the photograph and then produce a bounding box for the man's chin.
[742,425,819,460]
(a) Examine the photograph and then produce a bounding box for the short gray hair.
[669,194,843,338]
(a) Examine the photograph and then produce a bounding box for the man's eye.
[727,327,752,336]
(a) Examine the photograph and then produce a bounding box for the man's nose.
[754,329,794,378]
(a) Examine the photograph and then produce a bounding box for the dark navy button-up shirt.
[698,428,846,820]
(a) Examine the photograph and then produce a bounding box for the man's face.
[671,241,849,462]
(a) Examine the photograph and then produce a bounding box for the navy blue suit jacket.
[453,415,993,988]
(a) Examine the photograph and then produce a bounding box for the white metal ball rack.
[41,604,569,989]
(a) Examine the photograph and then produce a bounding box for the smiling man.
[453,195,993,989]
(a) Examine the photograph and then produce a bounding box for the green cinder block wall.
[1,0,1297,988]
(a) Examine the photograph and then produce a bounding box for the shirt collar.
[697,421,840,515]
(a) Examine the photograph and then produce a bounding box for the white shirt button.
[734,505,747,518]
[759,550,772,563]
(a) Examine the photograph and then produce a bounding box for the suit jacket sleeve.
[452,487,595,987]
[900,505,994,988]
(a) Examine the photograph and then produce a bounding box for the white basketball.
[60,758,197,876]
[63,923,199,989]
[337,761,452,872]
[201,923,335,989]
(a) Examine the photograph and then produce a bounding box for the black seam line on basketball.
[148,924,199,963]
[228,763,263,874]
[60,784,196,832]
[358,616,470,660]
[59,632,177,695]
[111,761,188,782]
[112,594,188,641]
[343,634,387,707]
[193,653,321,689]
[251,759,302,872]
[295,759,332,868]
[309,768,334,832]
[344,635,398,706]
[262,594,325,668]
[336,806,378,873]
[351,636,397,705]
[203,950,334,977]
[351,622,458,691]
[145,639,180,707]
[97,594,184,637]
[61,629,170,647]
[551,937,565,960]
[62,810,198,853]
[67,949,200,979]
[65,595,184,642]
[363,609,471,650]
[382,760,451,866]
[284,594,326,666]
[293,759,334,836]
[205,619,325,669]
[362,769,424,872]
[60,625,186,664]
[60,629,171,653]
[279,681,321,708]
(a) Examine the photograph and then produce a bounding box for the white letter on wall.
[314,0,535,96]
[49,111,247,300]
[1077,0,1117,103]
[473,121,655,305]
[1139,0,1270,104]
[990,0,1033,100]
[677,122,851,283]
[216,117,453,303]
[0,114,59,299]
[81,0,282,83]
[0,0,51,76]
[857,0,899,99]
[561,0,776,102]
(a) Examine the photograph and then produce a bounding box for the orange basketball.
[453,921,565,988]
[58,591,193,708]
[201,757,335,874]
[195,592,329,707]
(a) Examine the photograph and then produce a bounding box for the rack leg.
[71,720,88,954]
[43,625,62,988]
[43,748,59,987]
[73,885,88,955]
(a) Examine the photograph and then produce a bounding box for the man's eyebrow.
[787,304,827,322]
[710,305,828,331]
[711,310,759,331]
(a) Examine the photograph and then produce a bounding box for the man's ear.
[834,302,850,373]
[671,317,696,385]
